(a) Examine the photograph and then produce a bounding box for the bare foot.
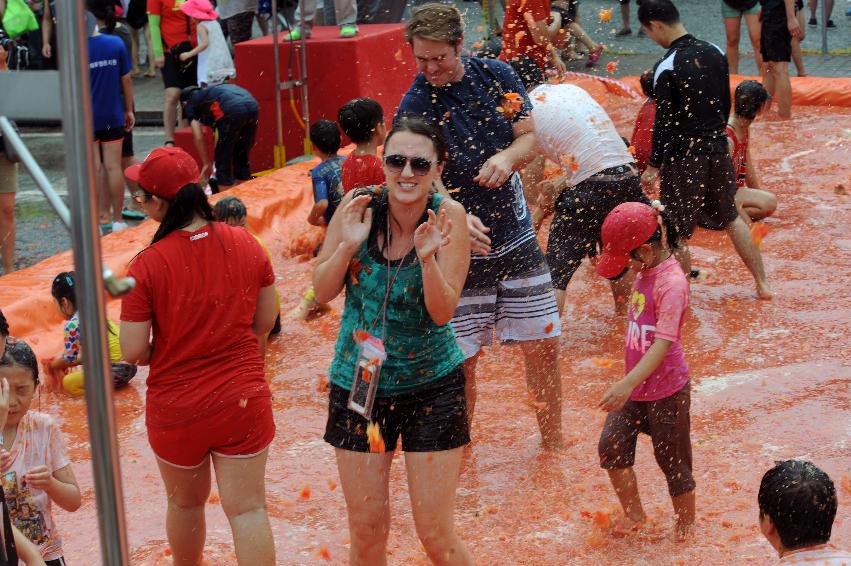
[610,514,646,537]
[674,519,695,542]
[756,280,774,301]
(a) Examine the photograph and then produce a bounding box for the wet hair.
[151,184,215,244]
[734,80,771,120]
[640,69,654,98]
[758,460,837,550]
[338,98,385,145]
[51,271,77,311]
[644,208,679,250]
[406,3,464,46]
[86,0,116,33]
[353,118,447,255]
[637,0,681,27]
[0,309,8,339]
[0,338,39,385]
[508,56,544,92]
[213,196,247,225]
[309,120,342,155]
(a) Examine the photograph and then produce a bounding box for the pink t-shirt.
[779,544,851,565]
[1,412,71,561]
[626,255,689,401]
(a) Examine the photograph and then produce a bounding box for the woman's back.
[122,222,274,428]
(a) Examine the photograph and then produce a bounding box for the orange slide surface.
[0,77,849,564]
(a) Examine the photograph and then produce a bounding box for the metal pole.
[821,0,828,54]
[299,25,310,155]
[55,3,130,564]
[0,117,71,229]
[272,0,284,167]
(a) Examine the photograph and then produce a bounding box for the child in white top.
[179,0,235,87]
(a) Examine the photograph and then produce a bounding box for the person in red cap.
[119,147,278,565]
[596,201,696,541]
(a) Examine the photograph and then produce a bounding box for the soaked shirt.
[396,57,534,251]
[499,0,551,68]
[182,84,259,128]
[631,98,656,174]
[311,155,345,223]
[726,124,749,188]
[650,34,731,168]
[341,154,385,194]
[626,255,690,402]
[2,412,71,562]
[778,544,851,565]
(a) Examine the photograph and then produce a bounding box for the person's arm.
[599,338,673,412]
[24,463,81,512]
[416,200,471,326]
[148,13,165,64]
[121,73,135,131]
[12,526,46,566]
[190,120,211,180]
[312,192,372,304]
[252,284,277,361]
[308,200,329,226]
[474,117,537,188]
[744,145,760,188]
[523,11,566,74]
[41,5,52,59]
[120,320,153,365]
[785,0,803,38]
[179,22,208,61]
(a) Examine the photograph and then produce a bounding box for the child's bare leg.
[607,468,646,524]
[568,22,598,51]
[672,490,695,540]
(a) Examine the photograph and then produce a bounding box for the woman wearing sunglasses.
[313,118,473,565]
[120,147,278,565]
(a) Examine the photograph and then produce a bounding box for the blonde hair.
[405,3,464,46]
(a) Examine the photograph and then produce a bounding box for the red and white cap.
[124,147,200,201]
[596,201,660,279]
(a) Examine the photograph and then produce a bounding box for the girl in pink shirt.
[595,202,695,540]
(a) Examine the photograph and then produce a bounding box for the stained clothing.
[182,84,259,128]
[649,34,731,168]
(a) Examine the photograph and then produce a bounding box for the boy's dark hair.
[0,338,39,385]
[51,271,77,310]
[86,0,117,33]
[735,80,770,120]
[758,460,837,550]
[338,98,384,145]
[213,196,247,224]
[309,120,342,155]
[639,69,654,98]
[0,309,8,338]
[637,0,681,27]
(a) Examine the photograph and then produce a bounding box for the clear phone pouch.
[347,333,387,420]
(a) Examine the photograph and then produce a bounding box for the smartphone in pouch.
[347,334,387,420]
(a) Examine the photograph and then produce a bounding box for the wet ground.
[39,101,851,565]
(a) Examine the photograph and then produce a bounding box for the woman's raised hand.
[340,195,374,250]
[414,208,452,263]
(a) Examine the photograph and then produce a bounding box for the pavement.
[4,0,851,273]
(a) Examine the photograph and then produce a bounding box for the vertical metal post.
[55,3,130,564]
[272,0,285,167]
[299,28,310,156]
[820,0,828,54]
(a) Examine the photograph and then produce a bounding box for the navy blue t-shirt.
[88,34,131,131]
[311,155,345,223]
[395,57,534,251]
[184,84,260,128]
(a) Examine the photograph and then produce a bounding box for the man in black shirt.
[638,0,772,300]
[181,84,259,193]
[760,0,803,118]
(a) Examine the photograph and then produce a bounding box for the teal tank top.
[328,192,464,396]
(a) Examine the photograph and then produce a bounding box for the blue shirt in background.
[88,34,131,132]
[311,155,345,224]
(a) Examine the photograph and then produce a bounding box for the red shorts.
[148,395,275,468]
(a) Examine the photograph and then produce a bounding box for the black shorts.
[121,127,134,157]
[324,366,469,453]
[660,152,739,240]
[161,45,197,90]
[546,165,648,290]
[760,9,792,63]
[598,384,694,497]
[94,127,124,143]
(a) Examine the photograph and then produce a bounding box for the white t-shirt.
[2,412,71,562]
[778,544,851,565]
[530,83,633,187]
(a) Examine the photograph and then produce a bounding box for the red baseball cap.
[596,202,660,279]
[124,147,200,201]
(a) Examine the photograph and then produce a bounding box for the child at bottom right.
[595,201,695,540]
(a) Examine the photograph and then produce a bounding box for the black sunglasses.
[384,154,435,176]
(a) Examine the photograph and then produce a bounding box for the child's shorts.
[598,383,695,497]
[148,395,275,469]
